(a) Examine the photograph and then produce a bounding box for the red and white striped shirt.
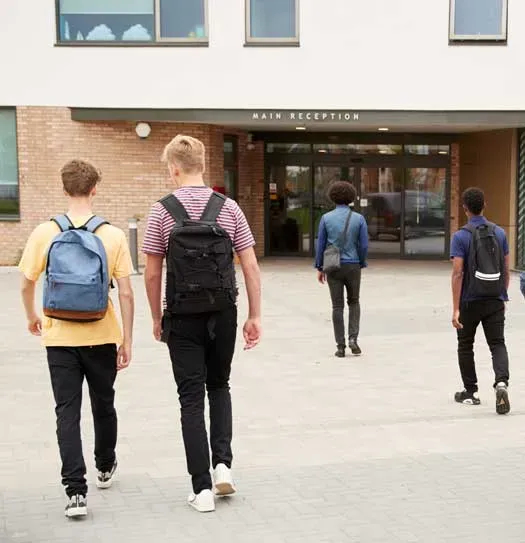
[142,186,255,256]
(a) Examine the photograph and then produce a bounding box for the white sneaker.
[188,489,215,512]
[96,461,117,489]
[213,463,237,496]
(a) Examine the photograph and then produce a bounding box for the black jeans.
[457,299,509,392]
[327,264,362,346]
[46,344,118,497]
[167,305,237,494]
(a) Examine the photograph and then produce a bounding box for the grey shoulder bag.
[322,209,352,275]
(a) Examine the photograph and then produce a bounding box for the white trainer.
[188,489,215,512]
[213,463,237,496]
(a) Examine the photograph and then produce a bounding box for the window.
[450,0,507,42]
[57,0,208,44]
[246,0,299,44]
[0,109,20,219]
[223,136,238,200]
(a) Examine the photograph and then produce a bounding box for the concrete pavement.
[1,260,525,542]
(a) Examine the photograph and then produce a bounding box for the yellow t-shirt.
[18,214,133,347]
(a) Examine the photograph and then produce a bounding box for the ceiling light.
[295,126,307,131]
[318,149,328,153]
[438,150,448,155]
[378,127,389,132]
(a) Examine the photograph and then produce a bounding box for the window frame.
[224,135,239,201]
[0,107,20,222]
[55,0,209,46]
[449,0,508,43]
[245,0,300,46]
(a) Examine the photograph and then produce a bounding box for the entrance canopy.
[70,108,525,133]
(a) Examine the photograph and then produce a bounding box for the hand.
[452,310,463,330]
[27,313,42,336]
[243,317,261,350]
[317,271,326,284]
[117,342,132,371]
[153,318,162,342]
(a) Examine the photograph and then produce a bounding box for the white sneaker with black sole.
[96,461,117,489]
[188,489,215,512]
[495,382,511,415]
[65,495,87,518]
[213,463,236,496]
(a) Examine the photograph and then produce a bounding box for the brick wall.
[0,107,265,265]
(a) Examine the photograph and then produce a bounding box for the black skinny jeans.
[327,264,362,347]
[167,305,237,494]
[457,299,509,392]
[46,344,118,497]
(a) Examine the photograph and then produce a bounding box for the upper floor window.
[246,0,299,45]
[450,0,507,42]
[0,109,20,220]
[57,0,208,44]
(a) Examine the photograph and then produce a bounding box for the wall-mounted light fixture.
[135,122,151,139]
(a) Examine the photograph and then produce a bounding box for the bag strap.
[51,214,74,232]
[336,208,353,248]
[83,215,109,233]
[201,192,226,223]
[159,194,189,222]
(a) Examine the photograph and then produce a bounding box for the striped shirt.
[142,186,255,256]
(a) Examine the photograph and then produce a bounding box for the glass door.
[403,168,447,256]
[360,167,404,256]
[313,166,358,254]
[268,165,312,255]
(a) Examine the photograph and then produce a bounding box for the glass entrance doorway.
[265,141,450,259]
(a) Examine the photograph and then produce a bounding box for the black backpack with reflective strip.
[159,192,237,315]
[462,222,505,299]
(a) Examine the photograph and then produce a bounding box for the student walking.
[451,187,510,414]
[315,181,368,358]
[19,160,135,517]
[143,135,262,513]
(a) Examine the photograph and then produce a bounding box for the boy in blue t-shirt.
[450,187,510,415]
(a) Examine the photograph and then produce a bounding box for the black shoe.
[454,389,480,405]
[335,345,345,358]
[65,494,87,518]
[348,339,362,356]
[495,382,510,415]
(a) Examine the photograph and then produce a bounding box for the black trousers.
[167,305,237,494]
[46,344,118,497]
[457,299,510,392]
[327,264,362,346]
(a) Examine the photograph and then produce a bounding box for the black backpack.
[462,222,505,299]
[159,192,237,315]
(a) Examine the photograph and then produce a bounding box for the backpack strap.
[51,214,74,232]
[201,192,226,223]
[159,194,189,222]
[83,215,109,233]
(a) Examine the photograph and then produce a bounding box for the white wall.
[1,0,524,110]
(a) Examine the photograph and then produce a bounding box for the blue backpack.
[43,215,110,322]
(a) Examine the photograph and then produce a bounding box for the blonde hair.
[161,135,206,174]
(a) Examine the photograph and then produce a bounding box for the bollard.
[128,218,141,275]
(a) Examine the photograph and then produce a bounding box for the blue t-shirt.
[450,215,509,302]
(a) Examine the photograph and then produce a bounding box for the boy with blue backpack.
[19,160,134,518]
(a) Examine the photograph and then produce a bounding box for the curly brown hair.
[328,181,357,205]
[61,160,101,197]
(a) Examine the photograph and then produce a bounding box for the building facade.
[1,0,524,267]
